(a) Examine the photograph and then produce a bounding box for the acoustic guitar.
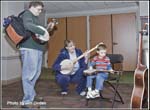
[130,23,148,108]
[32,18,58,44]
[60,42,103,75]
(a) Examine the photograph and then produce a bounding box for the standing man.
[19,1,54,107]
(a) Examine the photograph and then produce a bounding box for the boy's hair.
[97,43,107,51]
[64,40,73,48]
[29,1,44,8]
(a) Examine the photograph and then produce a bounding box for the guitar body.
[60,59,74,75]
[131,66,148,108]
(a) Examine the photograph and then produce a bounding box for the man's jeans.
[20,48,43,104]
[56,68,86,94]
[86,73,108,90]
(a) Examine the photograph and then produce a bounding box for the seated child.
[86,43,113,99]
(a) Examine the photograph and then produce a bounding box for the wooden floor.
[2,78,135,109]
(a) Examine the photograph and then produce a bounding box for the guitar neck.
[137,23,148,67]
[84,69,121,75]
[95,70,121,73]
[138,33,142,65]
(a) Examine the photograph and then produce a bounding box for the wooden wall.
[112,13,137,71]
[47,16,87,67]
[90,15,112,54]
[47,18,66,67]
[67,16,87,51]
[47,13,137,71]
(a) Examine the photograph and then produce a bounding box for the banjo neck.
[47,18,58,30]
[60,42,103,75]
[72,43,101,64]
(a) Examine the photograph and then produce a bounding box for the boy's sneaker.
[86,90,100,99]
[61,91,68,95]
[86,90,94,99]
[92,90,100,98]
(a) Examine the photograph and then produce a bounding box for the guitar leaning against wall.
[130,23,148,108]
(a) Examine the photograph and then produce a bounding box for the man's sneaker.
[61,91,68,95]
[80,91,86,96]
[34,96,44,101]
[21,103,40,108]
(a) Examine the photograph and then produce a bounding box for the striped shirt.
[91,55,112,70]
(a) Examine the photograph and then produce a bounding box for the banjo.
[32,18,58,44]
[60,43,102,75]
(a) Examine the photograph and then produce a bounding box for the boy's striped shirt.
[91,56,112,70]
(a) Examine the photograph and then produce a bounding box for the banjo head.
[60,59,74,75]
[36,26,49,41]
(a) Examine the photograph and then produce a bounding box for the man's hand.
[48,22,55,30]
[43,30,50,40]
[83,50,90,64]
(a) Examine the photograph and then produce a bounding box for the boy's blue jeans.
[86,72,108,90]
[20,48,43,104]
